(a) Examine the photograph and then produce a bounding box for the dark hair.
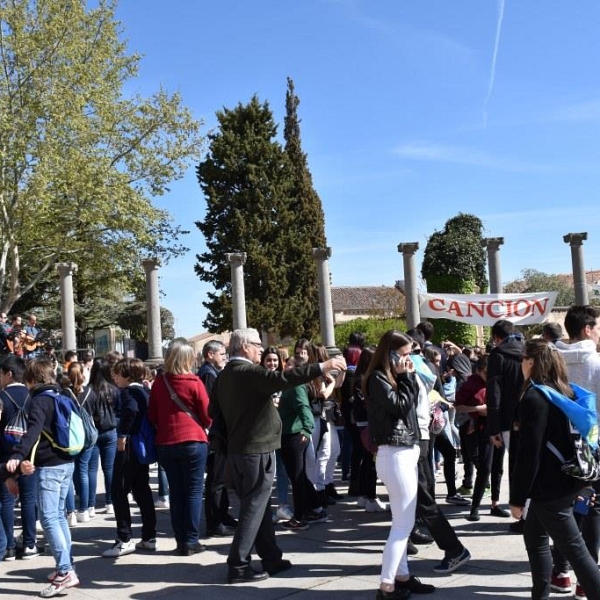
[89,358,116,406]
[261,346,283,372]
[416,321,434,341]
[523,338,572,397]
[542,322,563,343]
[0,355,26,382]
[474,355,488,373]
[348,332,365,349]
[113,358,145,383]
[344,346,362,367]
[563,305,600,341]
[64,350,77,362]
[491,319,514,340]
[363,330,413,397]
[406,327,425,349]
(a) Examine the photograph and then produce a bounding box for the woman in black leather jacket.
[364,331,434,600]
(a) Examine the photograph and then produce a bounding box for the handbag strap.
[162,374,204,428]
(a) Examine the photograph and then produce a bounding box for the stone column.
[564,232,589,305]
[397,243,420,329]
[226,252,247,330]
[482,237,505,294]
[56,262,78,353]
[312,247,337,352]
[142,258,163,362]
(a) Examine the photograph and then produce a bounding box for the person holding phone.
[364,330,434,599]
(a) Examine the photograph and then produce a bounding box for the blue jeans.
[157,442,208,549]
[0,479,16,551]
[157,463,169,499]
[0,491,7,559]
[65,481,75,514]
[37,463,75,573]
[18,473,37,548]
[97,429,117,506]
[74,445,99,511]
[275,449,289,506]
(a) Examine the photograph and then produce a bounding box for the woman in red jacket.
[148,340,211,556]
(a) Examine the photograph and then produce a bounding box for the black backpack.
[2,389,30,444]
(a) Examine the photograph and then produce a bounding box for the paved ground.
[2,463,546,599]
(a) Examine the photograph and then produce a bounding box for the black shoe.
[407,540,419,556]
[466,508,480,522]
[3,547,17,561]
[396,575,435,594]
[509,518,525,534]
[227,565,269,584]
[178,542,207,556]
[376,588,410,600]
[325,483,344,500]
[262,558,292,576]
[206,523,236,537]
[490,505,510,518]
[410,528,434,545]
[221,515,238,528]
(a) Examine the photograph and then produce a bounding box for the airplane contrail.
[484,0,506,127]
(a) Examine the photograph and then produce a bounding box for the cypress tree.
[282,77,327,338]
[421,213,488,345]
[195,96,293,333]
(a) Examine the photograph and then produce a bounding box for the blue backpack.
[40,391,85,456]
[128,386,157,465]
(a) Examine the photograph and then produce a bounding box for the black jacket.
[486,336,525,435]
[510,384,582,506]
[366,370,420,447]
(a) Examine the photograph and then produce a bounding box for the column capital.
[142,257,160,271]
[563,232,588,246]
[56,262,78,276]
[225,252,247,267]
[312,247,332,261]
[481,237,505,250]
[397,242,419,255]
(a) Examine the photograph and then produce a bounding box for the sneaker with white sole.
[154,497,170,509]
[88,507,96,518]
[365,498,388,513]
[19,545,44,560]
[67,512,77,528]
[105,504,114,515]
[40,570,79,598]
[550,572,571,593]
[76,510,90,523]
[135,538,157,551]
[446,493,471,506]
[356,496,367,508]
[102,539,136,558]
[433,547,471,574]
[276,505,294,521]
[574,583,587,600]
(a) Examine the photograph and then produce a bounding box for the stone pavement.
[2,464,540,599]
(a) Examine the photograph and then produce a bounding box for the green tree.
[195,97,294,333]
[282,77,327,337]
[504,268,575,306]
[421,213,488,345]
[334,317,407,349]
[0,0,202,314]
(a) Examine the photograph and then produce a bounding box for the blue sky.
[114,0,600,339]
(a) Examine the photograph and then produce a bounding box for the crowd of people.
[0,308,599,600]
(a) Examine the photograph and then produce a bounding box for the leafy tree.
[196,86,328,338]
[282,78,327,337]
[0,0,202,315]
[116,301,175,342]
[195,97,294,333]
[334,317,407,349]
[504,268,575,306]
[421,213,488,345]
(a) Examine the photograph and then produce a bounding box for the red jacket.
[148,373,211,445]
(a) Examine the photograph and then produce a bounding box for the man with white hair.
[213,328,346,584]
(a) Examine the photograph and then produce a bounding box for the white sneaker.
[67,512,77,528]
[365,498,388,513]
[40,570,79,598]
[154,497,170,509]
[102,539,136,558]
[105,504,114,515]
[88,507,96,518]
[356,496,367,508]
[276,505,293,521]
[135,538,157,551]
[76,510,90,523]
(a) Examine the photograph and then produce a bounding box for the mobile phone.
[329,369,340,378]
[574,487,594,515]
[389,351,400,366]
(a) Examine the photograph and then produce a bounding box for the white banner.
[419,292,558,325]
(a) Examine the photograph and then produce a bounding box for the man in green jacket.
[213,328,345,584]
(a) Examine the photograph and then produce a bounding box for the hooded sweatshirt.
[555,339,600,419]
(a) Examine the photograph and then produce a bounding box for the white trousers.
[375,444,420,583]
